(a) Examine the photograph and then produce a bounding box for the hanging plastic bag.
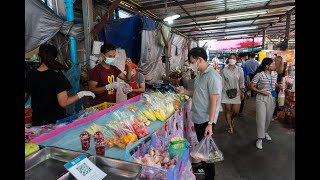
[277,89,285,107]
[190,136,224,163]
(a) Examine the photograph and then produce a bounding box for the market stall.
[26,91,213,179]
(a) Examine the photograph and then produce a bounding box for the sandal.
[227,128,234,134]
[231,120,235,128]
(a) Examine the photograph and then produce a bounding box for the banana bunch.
[155,109,166,121]
[142,110,157,121]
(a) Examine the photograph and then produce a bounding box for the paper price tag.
[64,155,107,180]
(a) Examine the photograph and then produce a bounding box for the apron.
[127,72,140,99]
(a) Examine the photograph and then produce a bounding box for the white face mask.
[131,70,135,75]
[190,63,198,72]
[229,59,236,65]
[236,63,242,67]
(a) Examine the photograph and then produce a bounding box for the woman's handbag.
[226,88,237,99]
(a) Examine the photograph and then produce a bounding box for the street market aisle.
[197,97,295,180]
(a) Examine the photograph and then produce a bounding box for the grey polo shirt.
[191,65,222,124]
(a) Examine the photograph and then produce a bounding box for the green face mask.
[105,57,115,65]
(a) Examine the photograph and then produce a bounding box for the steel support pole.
[284,13,291,50]
[262,29,266,50]
[82,0,93,67]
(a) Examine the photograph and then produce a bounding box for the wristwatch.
[208,121,214,125]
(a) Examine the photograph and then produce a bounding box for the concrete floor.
[195,97,295,180]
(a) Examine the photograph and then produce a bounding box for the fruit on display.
[114,133,138,148]
[134,116,151,126]
[133,148,178,170]
[165,103,175,115]
[142,110,157,121]
[155,109,166,121]
[80,131,91,151]
[173,98,181,110]
[128,106,138,111]
[93,131,104,142]
[86,123,105,135]
[25,142,40,157]
[132,122,150,139]
[105,137,115,148]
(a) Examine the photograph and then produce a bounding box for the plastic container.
[168,140,188,159]
[80,131,91,151]
[130,134,190,180]
[86,102,116,111]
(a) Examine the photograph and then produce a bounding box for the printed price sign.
[64,155,107,180]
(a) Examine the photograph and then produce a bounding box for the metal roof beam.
[177,2,295,20]
[141,0,212,10]
[250,0,274,25]
[174,14,282,28]
[180,22,294,33]
[192,29,286,38]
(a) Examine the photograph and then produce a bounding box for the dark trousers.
[194,122,215,180]
[240,98,245,114]
[273,87,280,117]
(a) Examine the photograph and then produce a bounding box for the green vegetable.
[25,142,40,157]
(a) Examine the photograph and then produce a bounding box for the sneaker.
[265,133,272,141]
[256,139,263,149]
[193,168,205,174]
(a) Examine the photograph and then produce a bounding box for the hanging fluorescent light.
[225,26,257,32]
[217,10,268,19]
[164,12,180,22]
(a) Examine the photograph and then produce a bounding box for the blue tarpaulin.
[98,16,142,64]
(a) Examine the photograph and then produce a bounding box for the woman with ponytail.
[250,58,283,149]
[25,44,95,126]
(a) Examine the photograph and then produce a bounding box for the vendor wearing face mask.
[89,44,132,106]
[124,63,145,99]
[221,53,245,134]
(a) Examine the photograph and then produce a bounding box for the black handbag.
[226,88,237,99]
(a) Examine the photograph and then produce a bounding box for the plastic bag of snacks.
[106,111,139,148]
[190,136,224,163]
[168,137,189,159]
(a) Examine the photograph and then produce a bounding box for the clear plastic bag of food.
[190,136,224,163]
[106,111,139,148]
[277,89,285,107]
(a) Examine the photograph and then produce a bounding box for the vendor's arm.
[88,80,108,94]
[132,83,146,93]
[57,91,80,108]
[118,58,132,82]
[132,73,146,93]
[175,86,194,97]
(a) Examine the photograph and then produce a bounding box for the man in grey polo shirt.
[176,47,222,180]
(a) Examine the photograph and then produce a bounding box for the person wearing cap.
[125,63,145,99]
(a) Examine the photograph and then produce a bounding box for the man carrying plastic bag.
[176,47,222,180]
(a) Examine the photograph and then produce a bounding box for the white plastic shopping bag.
[190,136,224,163]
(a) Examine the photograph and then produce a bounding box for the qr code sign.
[76,163,92,176]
